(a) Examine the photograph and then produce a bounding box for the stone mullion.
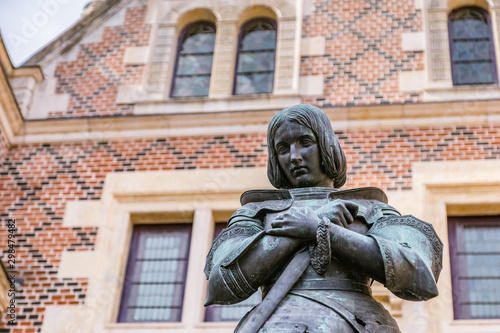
[428,11,451,83]
[491,8,500,81]
[147,24,176,94]
[274,18,297,93]
[209,22,238,98]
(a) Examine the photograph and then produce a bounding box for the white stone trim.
[8,98,500,144]
[399,70,426,92]
[59,252,99,279]
[299,75,324,96]
[401,32,426,52]
[301,36,326,56]
[123,46,150,65]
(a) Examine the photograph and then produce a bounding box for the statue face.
[274,120,333,188]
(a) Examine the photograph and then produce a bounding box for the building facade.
[1,0,500,332]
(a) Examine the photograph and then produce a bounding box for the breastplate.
[263,187,372,287]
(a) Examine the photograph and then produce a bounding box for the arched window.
[170,22,216,98]
[449,7,497,85]
[234,18,277,95]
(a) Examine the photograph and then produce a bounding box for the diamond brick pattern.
[50,6,151,118]
[302,0,423,106]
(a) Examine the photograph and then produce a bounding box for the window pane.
[452,19,489,39]
[171,75,211,98]
[177,54,214,75]
[453,62,495,85]
[237,51,276,73]
[449,7,497,85]
[449,216,500,319]
[235,73,274,95]
[171,22,215,98]
[118,225,191,322]
[452,41,491,61]
[241,30,277,51]
[234,19,276,95]
[181,31,216,54]
[205,223,261,322]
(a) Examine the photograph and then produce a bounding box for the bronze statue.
[204,104,442,333]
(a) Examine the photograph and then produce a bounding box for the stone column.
[209,21,238,98]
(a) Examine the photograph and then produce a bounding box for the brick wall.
[2,125,500,331]
[49,5,151,118]
[301,0,423,106]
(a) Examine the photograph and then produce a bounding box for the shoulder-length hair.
[267,104,347,189]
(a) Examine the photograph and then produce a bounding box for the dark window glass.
[449,7,497,85]
[118,224,191,322]
[448,216,500,319]
[205,223,261,321]
[171,22,216,98]
[234,19,277,95]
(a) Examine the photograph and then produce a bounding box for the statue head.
[267,104,347,189]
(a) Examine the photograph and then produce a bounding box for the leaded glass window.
[234,19,277,95]
[118,224,191,322]
[170,22,216,98]
[448,216,500,319]
[449,7,497,85]
[204,223,261,321]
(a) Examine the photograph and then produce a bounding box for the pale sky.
[0,0,94,66]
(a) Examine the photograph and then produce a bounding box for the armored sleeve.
[366,214,443,301]
[204,205,265,305]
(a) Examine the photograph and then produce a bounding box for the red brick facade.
[302,0,423,106]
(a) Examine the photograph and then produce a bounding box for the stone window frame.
[423,0,500,101]
[448,6,498,85]
[408,160,500,332]
[232,17,278,96]
[116,0,302,114]
[169,21,218,98]
[117,223,193,323]
[447,215,500,320]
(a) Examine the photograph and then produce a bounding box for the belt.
[290,278,372,295]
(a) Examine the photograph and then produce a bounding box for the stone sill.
[448,319,500,333]
[104,322,237,333]
[131,93,302,115]
[424,84,500,103]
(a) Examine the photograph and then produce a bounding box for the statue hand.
[314,199,359,228]
[266,207,319,240]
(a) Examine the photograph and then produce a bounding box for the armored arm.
[365,214,443,301]
[204,207,302,305]
[320,202,442,301]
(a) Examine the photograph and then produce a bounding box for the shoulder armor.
[328,186,388,204]
[229,190,294,227]
[240,189,292,205]
[368,215,443,281]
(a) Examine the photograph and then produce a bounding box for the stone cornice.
[0,57,23,147]
[6,98,500,145]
